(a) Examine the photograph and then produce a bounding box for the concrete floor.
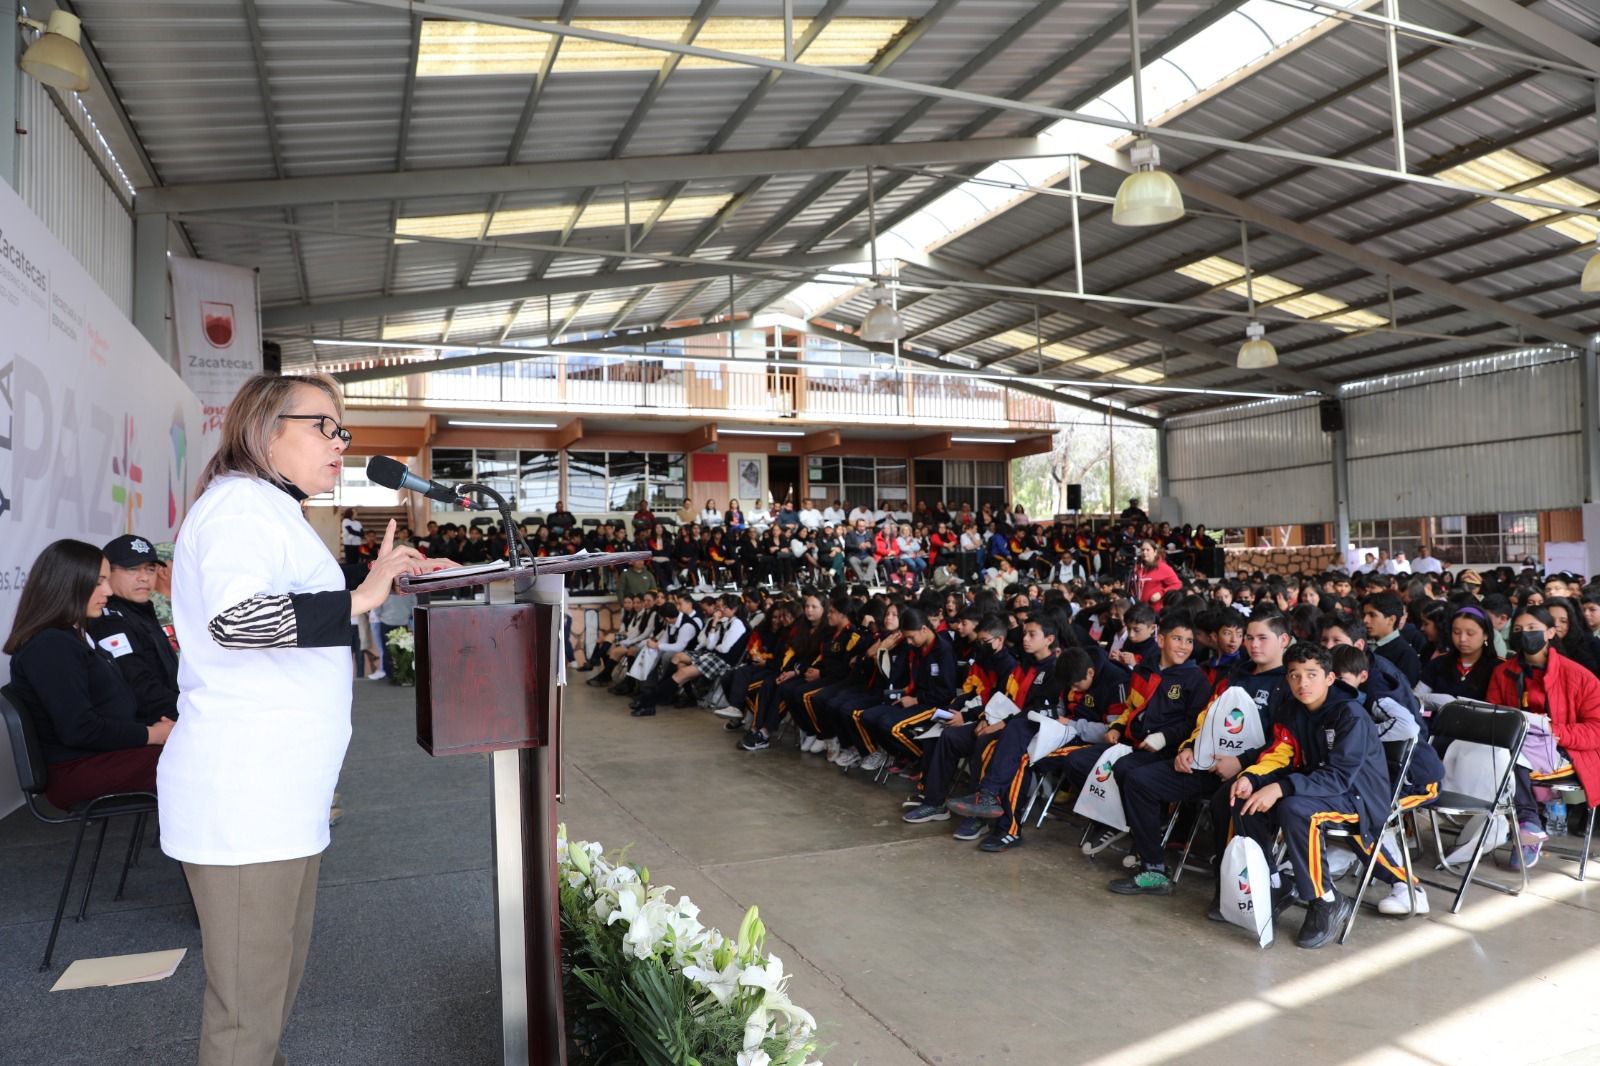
[3,676,1599,1065]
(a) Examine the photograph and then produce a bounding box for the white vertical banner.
[0,180,207,817]
[170,256,261,444]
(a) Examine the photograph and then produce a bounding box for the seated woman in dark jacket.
[4,539,172,810]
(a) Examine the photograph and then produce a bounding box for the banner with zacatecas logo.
[0,178,206,816]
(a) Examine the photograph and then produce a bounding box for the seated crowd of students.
[578,554,1600,950]
[414,495,1220,594]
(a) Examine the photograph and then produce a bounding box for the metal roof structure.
[55,0,1600,419]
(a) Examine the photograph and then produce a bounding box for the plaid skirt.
[689,648,734,684]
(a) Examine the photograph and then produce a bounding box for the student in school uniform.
[1361,591,1422,685]
[1224,642,1426,949]
[1108,612,1291,897]
[847,608,957,773]
[718,599,795,735]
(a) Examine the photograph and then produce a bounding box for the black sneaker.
[978,831,1024,853]
[902,803,949,824]
[738,731,770,752]
[901,794,926,809]
[1108,868,1174,896]
[630,706,656,717]
[947,791,1004,819]
[1295,892,1353,950]
[952,817,986,842]
[1271,880,1297,918]
[724,718,746,732]
[1082,826,1129,857]
[586,675,611,687]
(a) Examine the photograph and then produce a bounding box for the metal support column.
[1332,426,1353,572]
[133,211,171,365]
[1155,423,1170,510]
[1582,335,1600,504]
[1,2,19,189]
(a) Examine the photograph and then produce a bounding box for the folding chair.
[1,685,160,970]
[1160,797,1213,884]
[1020,769,1068,828]
[1419,700,1529,914]
[1332,738,1419,944]
[1542,780,1597,882]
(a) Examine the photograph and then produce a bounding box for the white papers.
[983,691,1022,724]
[407,558,510,584]
[52,949,187,991]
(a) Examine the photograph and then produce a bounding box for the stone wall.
[1224,545,1341,579]
[567,596,623,663]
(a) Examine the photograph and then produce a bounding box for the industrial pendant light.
[859,166,908,342]
[18,11,91,91]
[1112,139,1184,227]
[1582,238,1600,294]
[1237,321,1278,369]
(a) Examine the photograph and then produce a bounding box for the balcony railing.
[337,353,1059,429]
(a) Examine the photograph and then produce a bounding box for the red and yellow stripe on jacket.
[1243,721,1303,779]
[1109,666,1162,731]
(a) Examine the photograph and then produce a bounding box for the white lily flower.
[737,1051,771,1066]
[742,1005,770,1053]
[683,957,742,1006]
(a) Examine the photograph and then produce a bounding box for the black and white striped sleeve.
[209,591,353,649]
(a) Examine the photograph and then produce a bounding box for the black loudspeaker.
[1319,398,1343,433]
[1066,483,1083,511]
[262,340,282,376]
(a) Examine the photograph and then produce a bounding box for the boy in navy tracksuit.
[1109,613,1291,897]
[1224,642,1422,949]
[1331,644,1445,819]
[851,608,957,769]
[1059,612,1213,857]
[903,616,1040,837]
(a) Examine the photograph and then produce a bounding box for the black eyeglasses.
[279,414,353,445]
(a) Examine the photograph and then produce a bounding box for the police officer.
[86,533,180,725]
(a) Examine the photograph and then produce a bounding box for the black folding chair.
[1331,738,1418,943]
[1420,700,1529,914]
[1,685,160,970]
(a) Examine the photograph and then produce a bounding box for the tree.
[1011,420,1156,517]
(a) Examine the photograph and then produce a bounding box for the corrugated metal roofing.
[62,0,1600,417]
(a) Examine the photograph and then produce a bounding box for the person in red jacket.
[1129,539,1182,607]
[1485,604,1600,869]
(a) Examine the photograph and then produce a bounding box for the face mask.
[1510,630,1547,657]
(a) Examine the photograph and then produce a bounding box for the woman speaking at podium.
[161,374,445,1066]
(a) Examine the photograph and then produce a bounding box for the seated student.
[902,614,1020,827]
[780,596,867,748]
[1224,643,1425,949]
[741,593,840,751]
[1107,603,1157,669]
[623,591,701,708]
[1109,612,1291,897]
[1044,611,1212,857]
[1317,614,1423,728]
[1330,644,1444,834]
[816,603,909,767]
[1360,591,1421,685]
[85,533,181,725]
[4,540,174,810]
[1198,609,1246,690]
[631,594,747,717]
[1485,605,1600,869]
[719,598,795,733]
[847,608,957,772]
[1417,605,1501,710]
[602,589,662,690]
[581,593,638,676]
[934,617,1070,849]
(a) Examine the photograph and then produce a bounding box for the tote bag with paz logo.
[1220,814,1275,948]
[1192,687,1267,771]
[1071,743,1134,831]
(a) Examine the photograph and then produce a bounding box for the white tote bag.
[627,645,660,681]
[1026,711,1072,765]
[983,691,1023,725]
[1220,825,1275,948]
[1192,688,1267,771]
[1071,743,1134,830]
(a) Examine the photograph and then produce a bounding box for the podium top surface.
[398,549,651,594]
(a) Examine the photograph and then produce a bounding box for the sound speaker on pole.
[1319,398,1343,433]
[262,340,282,377]
[1066,483,1083,511]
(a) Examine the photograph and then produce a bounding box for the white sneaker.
[826,737,841,760]
[834,749,862,769]
[1122,853,1141,869]
[1376,882,1429,916]
[860,751,888,772]
[800,734,820,753]
[367,671,387,681]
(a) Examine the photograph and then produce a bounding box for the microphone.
[365,455,463,505]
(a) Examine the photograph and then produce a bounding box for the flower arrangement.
[384,626,416,686]
[558,825,823,1066]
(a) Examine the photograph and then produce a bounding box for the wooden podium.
[403,551,649,1066]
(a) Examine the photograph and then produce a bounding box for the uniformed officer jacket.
[86,595,179,724]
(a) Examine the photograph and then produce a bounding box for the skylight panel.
[396,195,733,243]
[417,18,910,77]
[1436,149,1600,245]
[1175,255,1388,329]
